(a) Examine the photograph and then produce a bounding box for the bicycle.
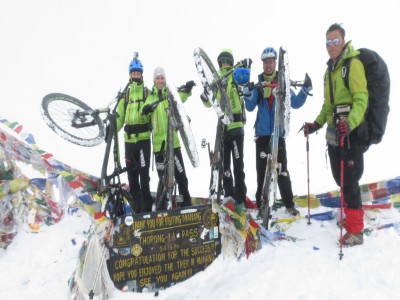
[143,83,198,211]
[41,88,135,223]
[194,48,248,204]
[257,47,310,229]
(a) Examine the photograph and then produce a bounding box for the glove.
[302,73,313,95]
[179,80,196,93]
[200,88,210,102]
[243,82,254,97]
[336,120,351,137]
[240,58,253,69]
[142,104,155,115]
[303,121,320,136]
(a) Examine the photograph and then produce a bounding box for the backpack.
[123,86,149,114]
[342,48,390,146]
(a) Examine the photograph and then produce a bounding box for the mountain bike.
[151,94,177,211]
[194,48,235,203]
[147,84,198,211]
[41,88,135,223]
[194,47,252,204]
[259,47,311,229]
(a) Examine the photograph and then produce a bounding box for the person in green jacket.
[142,67,195,208]
[200,49,247,204]
[303,23,368,247]
[115,56,153,213]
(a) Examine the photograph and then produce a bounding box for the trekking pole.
[338,134,345,260]
[299,124,311,225]
[305,127,311,225]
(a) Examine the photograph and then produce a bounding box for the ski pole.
[338,134,345,260]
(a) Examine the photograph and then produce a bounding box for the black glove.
[178,80,196,93]
[302,121,320,136]
[200,88,210,102]
[302,73,313,95]
[241,58,253,69]
[243,82,254,97]
[142,104,155,115]
[184,80,196,92]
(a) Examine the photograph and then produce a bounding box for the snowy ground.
[1,202,400,300]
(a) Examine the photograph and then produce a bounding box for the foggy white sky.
[1,0,399,198]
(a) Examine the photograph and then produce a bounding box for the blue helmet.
[128,59,144,73]
[261,47,277,60]
[233,67,250,85]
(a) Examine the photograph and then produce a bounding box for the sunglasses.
[326,38,340,47]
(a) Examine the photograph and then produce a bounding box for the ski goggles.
[326,38,340,47]
[219,57,233,65]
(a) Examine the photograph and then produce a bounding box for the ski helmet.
[261,47,277,60]
[129,59,144,74]
[233,67,250,85]
[217,49,234,67]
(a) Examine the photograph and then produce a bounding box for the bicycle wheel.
[193,48,233,125]
[261,155,274,229]
[278,47,291,138]
[155,180,165,211]
[41,93,105,147]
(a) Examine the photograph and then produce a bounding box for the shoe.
[341,232,364,247]
[336,219,347,228]
[286,207,300,216]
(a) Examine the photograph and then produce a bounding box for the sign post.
[108,204,220,292]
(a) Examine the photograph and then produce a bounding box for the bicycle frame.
[65,93,134,220]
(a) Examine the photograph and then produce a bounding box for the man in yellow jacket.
[304,23,368,247]
[115,57,153,213]
[201,49,247,204]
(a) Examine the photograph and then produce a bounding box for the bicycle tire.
[278,47,291,138]
[41,93,105,147]
[167,84,200,168]
[261,156,273,229]
[155,177,168,210]
[260,47,289,229]
[193,48,233,125]
[105,188,133,219]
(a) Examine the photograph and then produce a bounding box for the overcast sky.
[1,0,399,198]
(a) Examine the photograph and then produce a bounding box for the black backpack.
[342,48,390,146]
